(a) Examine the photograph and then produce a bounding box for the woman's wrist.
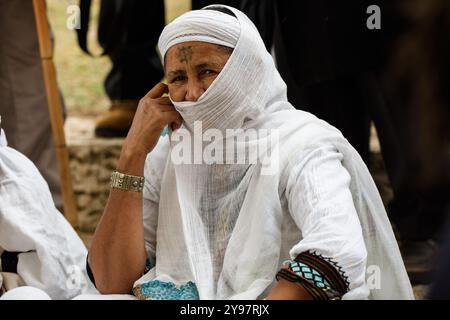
[266,278,313,300]
[117,143,148,176]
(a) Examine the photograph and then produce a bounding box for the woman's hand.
[123,82,183,157]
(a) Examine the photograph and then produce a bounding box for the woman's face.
[165,41,232,102]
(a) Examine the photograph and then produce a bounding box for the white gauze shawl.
[134,6,414,300]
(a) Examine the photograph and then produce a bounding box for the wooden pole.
[32,0,78,229]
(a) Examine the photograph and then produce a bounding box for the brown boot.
[94,100,139,138]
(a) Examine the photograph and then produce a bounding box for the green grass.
[47,0,190,116]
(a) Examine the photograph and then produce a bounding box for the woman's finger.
[143,82,168,99]
[138,97,174,112]
[163,111,183,127]
[171,121,183,131]
[155,96,173,106]
[163,110,183,122]
[156,104,178,113]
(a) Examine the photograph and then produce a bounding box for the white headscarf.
[158,6,290,133]
[134,5,414,300]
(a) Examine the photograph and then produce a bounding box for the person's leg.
[271,0,372,163]
[95,0,165,137]
[365,67,445,283]
[373,0,450,245]
[0,0,63,210]
[102,0,165,101]
[274,26,372,162]
[429,212,450,299]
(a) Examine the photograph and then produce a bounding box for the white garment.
[0,286,136,300]
[141,138,369,298]
[134,6,413,300]
[0,129,97,299]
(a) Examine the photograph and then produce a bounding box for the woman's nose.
[185,79,205,102]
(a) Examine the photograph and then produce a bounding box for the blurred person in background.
[77,0,166,138]
[241,0,377,163]
[0,0,63,211]
[377,0,450,284]
[242,0,450,284]
[387,0,449,291]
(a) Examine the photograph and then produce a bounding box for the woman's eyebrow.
[195,62,221,71]
[167,70,186,77]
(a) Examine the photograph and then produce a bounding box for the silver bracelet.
[110,170,145,193]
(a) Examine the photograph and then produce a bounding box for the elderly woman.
[87,5,413,300]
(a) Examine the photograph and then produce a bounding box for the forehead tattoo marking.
[177,46,193,64]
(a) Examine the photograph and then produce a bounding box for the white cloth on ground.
[0,286,136,300]
[0,129,97,299]
[0,286,52,300]
[134,5,413,300]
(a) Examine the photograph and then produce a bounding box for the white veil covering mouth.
[134,5,414,300]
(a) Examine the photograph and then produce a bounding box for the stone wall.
[66,117,123,232]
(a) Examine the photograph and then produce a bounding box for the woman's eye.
[200,69,216,76]
[170,76,186,83]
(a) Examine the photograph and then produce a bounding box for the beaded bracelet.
[276,259,343,300]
